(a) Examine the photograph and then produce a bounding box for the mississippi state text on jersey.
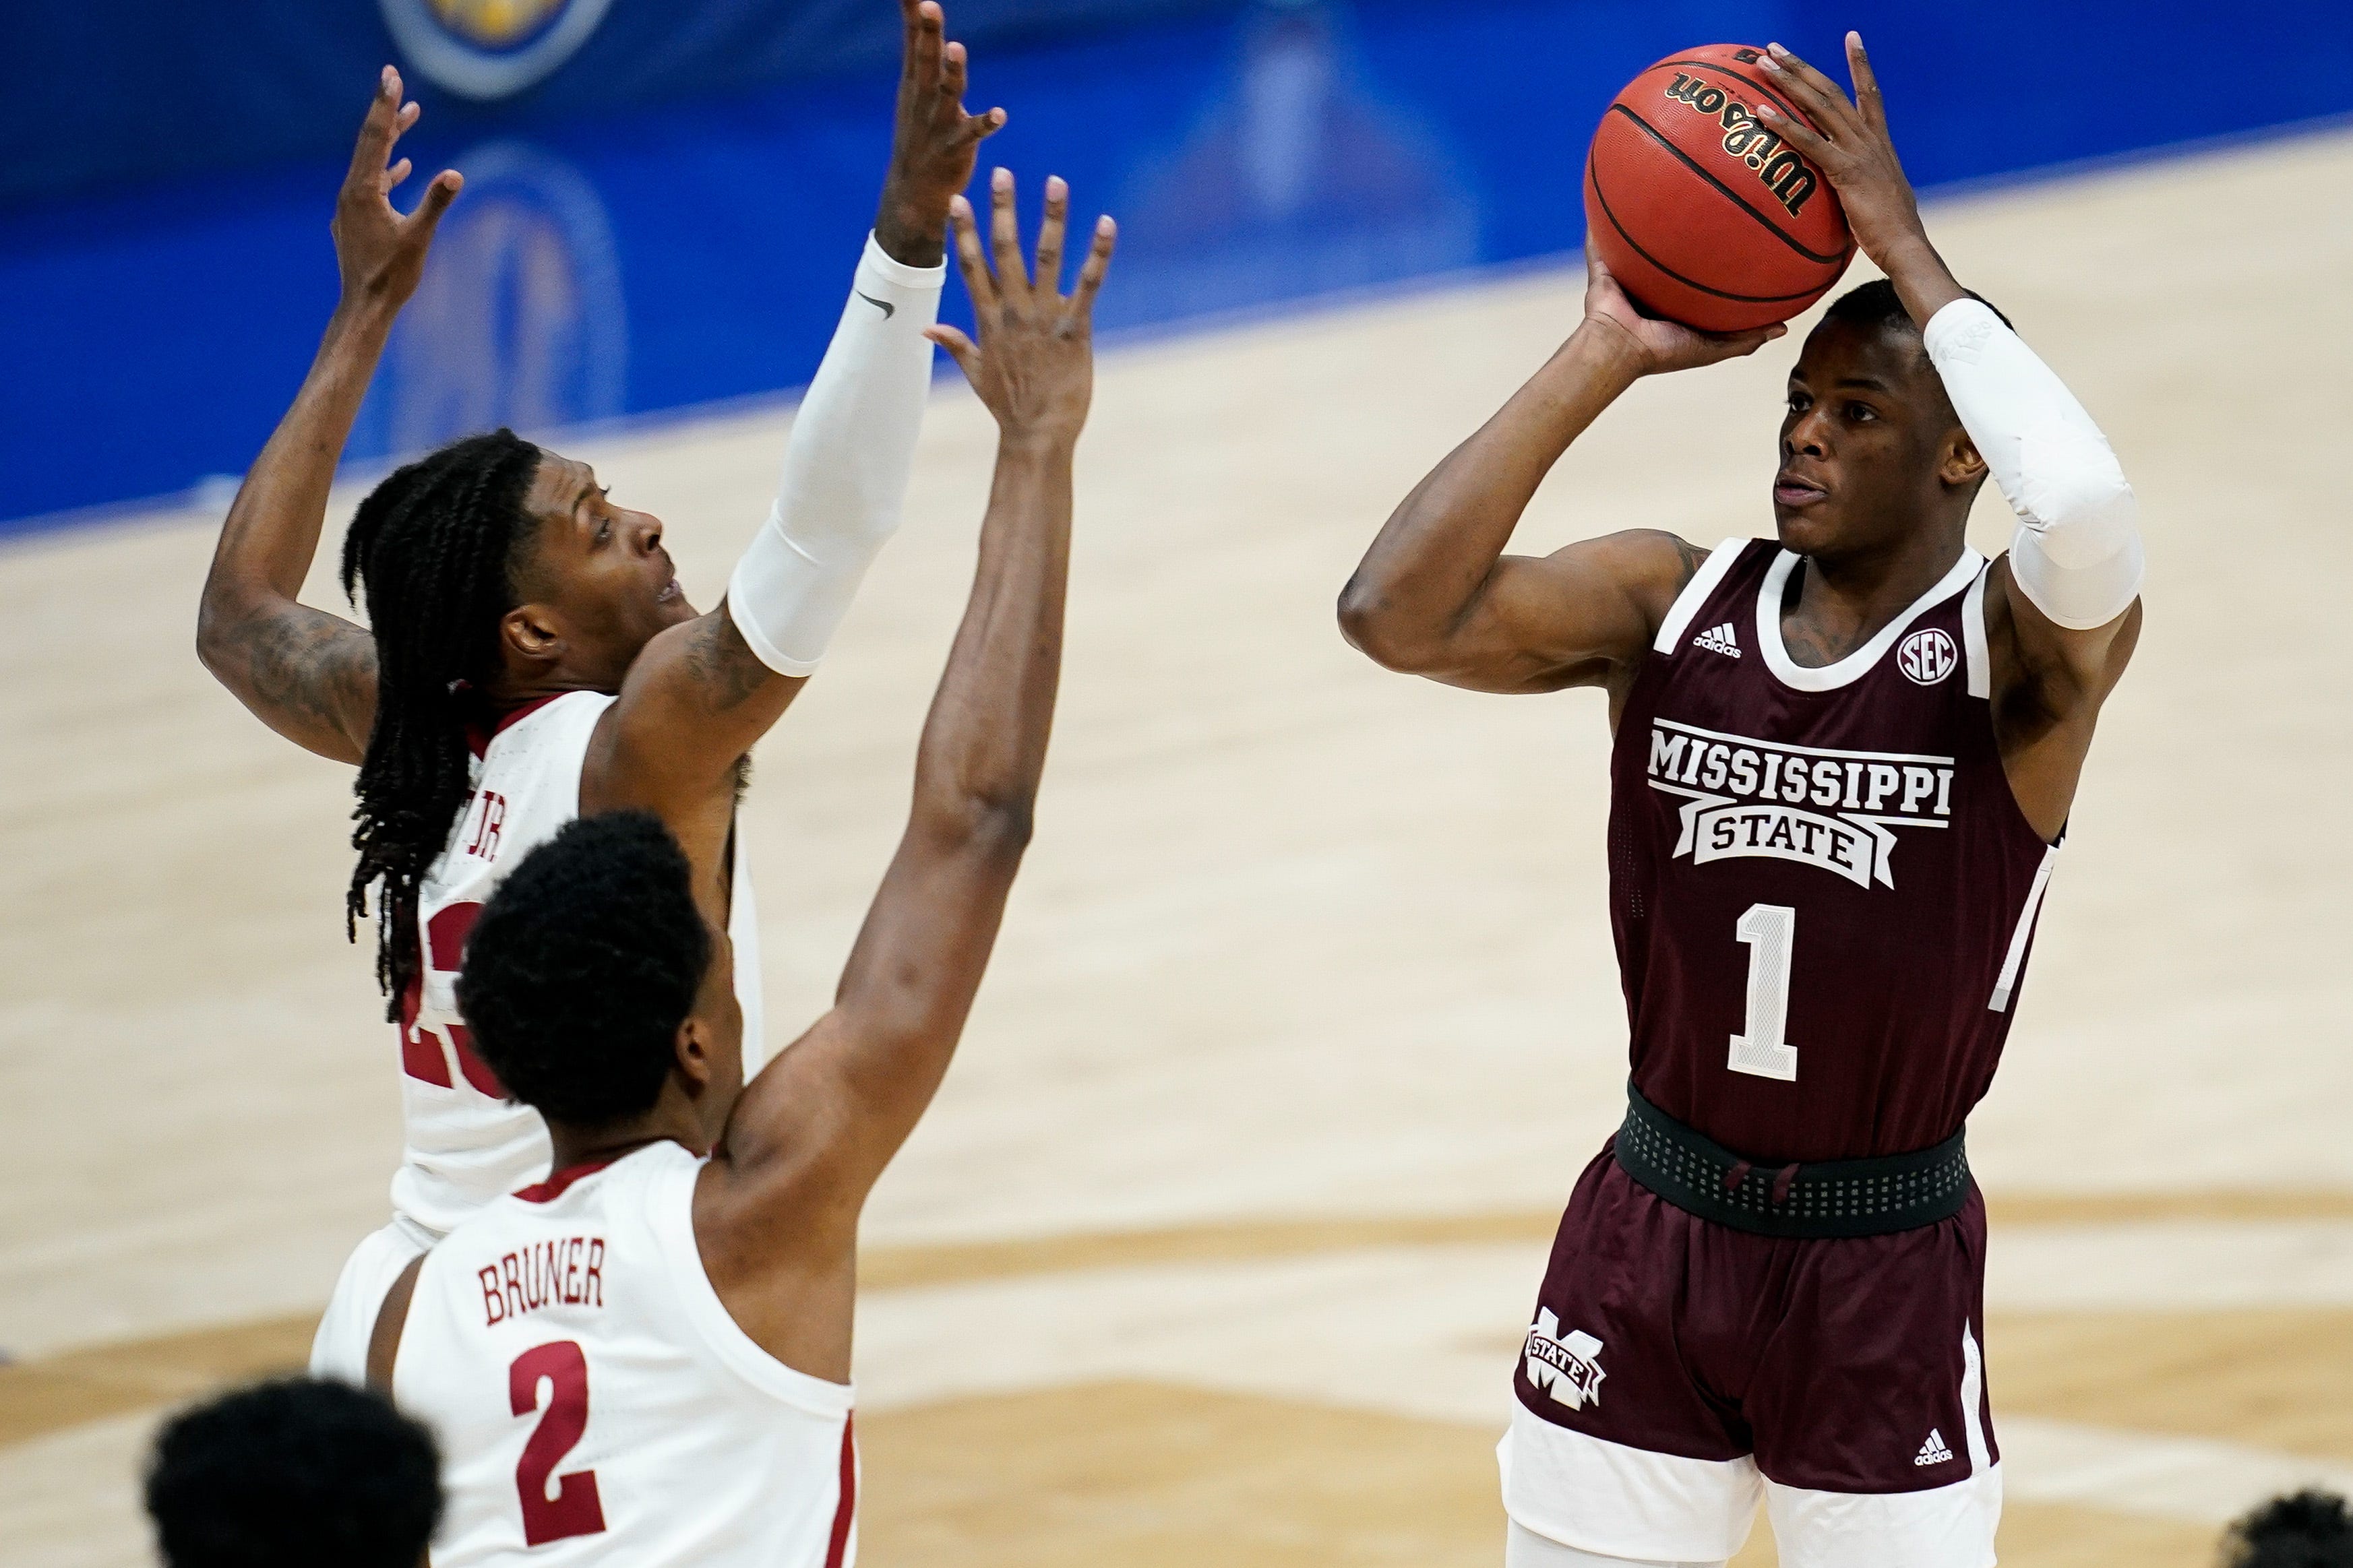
[396,1143,857,1567]
[1609,539,2054,1162]
[395,692,766,1236]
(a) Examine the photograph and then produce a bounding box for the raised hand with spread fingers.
[927,167,1117,451]
[875,0,1008,268]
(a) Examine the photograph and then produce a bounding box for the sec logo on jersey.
[381,0,616,100]
[1898,627,1957,686]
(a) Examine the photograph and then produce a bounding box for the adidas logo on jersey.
[1914,1429,1955,1466]
[1692,621,1741,658]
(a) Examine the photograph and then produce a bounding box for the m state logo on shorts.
[1523,1309,1606,1412]
[1899,627,1958,686]
[381,0,616,100]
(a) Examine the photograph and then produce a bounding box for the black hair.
[144,1377,440,1568]
[341,429,545,1017]
[456,811,712,1127]
[2222,1490,2353,1568]
[1821,276,2013,338]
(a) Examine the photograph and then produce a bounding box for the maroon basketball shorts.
[1497,1145,1999,1568]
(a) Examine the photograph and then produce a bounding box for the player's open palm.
[929,169,1116,446]
[332,67,460,311]
[1583,248,1782,375]
[876,0,1007,262]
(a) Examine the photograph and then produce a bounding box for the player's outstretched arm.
[1337,256,1781,696]
[1761,34,2142,836]
[586,0,1004,819]
[710,173,1110,1275]
[195,69,458,763]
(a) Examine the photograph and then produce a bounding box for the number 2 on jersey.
[1730,904,1799,1081]
[511,1340,608,1546]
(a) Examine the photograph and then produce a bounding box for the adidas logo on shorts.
[1914,1429,1955,1466]
[1691,621,1740,658]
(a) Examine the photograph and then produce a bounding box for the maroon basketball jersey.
[1607,538,2057,1163]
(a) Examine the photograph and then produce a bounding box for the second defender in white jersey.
[369,177,1114,1567]
[396,1143,857,1567]
[196,5,1010,1375]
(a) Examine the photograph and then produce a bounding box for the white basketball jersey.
[396,1143,857,1568]
[393,691,768,1238]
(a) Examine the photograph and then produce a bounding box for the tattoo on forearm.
[683,610,775,711]
[243,610,377,737]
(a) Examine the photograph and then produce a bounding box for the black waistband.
[1612,1084,1971,1239]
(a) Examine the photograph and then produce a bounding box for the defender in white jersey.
[196,3,1008,1378]
[368,178,1113,1567]
[390,689,762,1238]
[398,1141,857,1567]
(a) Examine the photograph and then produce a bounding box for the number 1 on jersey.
[1730,903,1799,1081]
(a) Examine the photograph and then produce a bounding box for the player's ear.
[500,603,563,665]
[673,1014,716,1092]
[671,941,736,1100]
[1941,429,1988,491]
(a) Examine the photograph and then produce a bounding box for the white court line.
[7,1226,2347,1568]
[1987,1220,2353,1309]
[2002,1417,2353,1525]
[856,1230,2353,1528]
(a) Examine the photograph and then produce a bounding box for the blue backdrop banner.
[9,0,2353,528]
[1,0,1236,207]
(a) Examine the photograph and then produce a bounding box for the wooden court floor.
[4,127,2350,1565]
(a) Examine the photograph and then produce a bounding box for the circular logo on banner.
[381,0,615,100]
[363,141,628,456]
[1898,627,1958,687]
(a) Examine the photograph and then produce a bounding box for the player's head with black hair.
[1819,276,2013,341]
[456,811,741,1136]
[2221,1489,2353,1567]
[340,433,693,1020]
[341,429,541,1015]
[1774,278,2011,564]
[144,1376,440,1568]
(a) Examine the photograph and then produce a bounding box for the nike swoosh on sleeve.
[855,290,895,319]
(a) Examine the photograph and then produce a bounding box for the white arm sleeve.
[1924,297,2144,631]
[725,232,945,675]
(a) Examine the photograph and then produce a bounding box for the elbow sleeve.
[1924,299,2144,631]
[728,233,945,676]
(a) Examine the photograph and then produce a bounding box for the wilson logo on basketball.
[1899,628,1958,686]
[1661,73,1821,218]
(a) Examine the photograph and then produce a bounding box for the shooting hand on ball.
[1752,34,1967,323]
[1581,249,1783,379]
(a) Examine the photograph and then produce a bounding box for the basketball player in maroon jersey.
[1340,35,2141,1568]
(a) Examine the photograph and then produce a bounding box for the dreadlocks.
[339,429,543,1018]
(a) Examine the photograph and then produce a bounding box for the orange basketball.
[1584,44,1854,333]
